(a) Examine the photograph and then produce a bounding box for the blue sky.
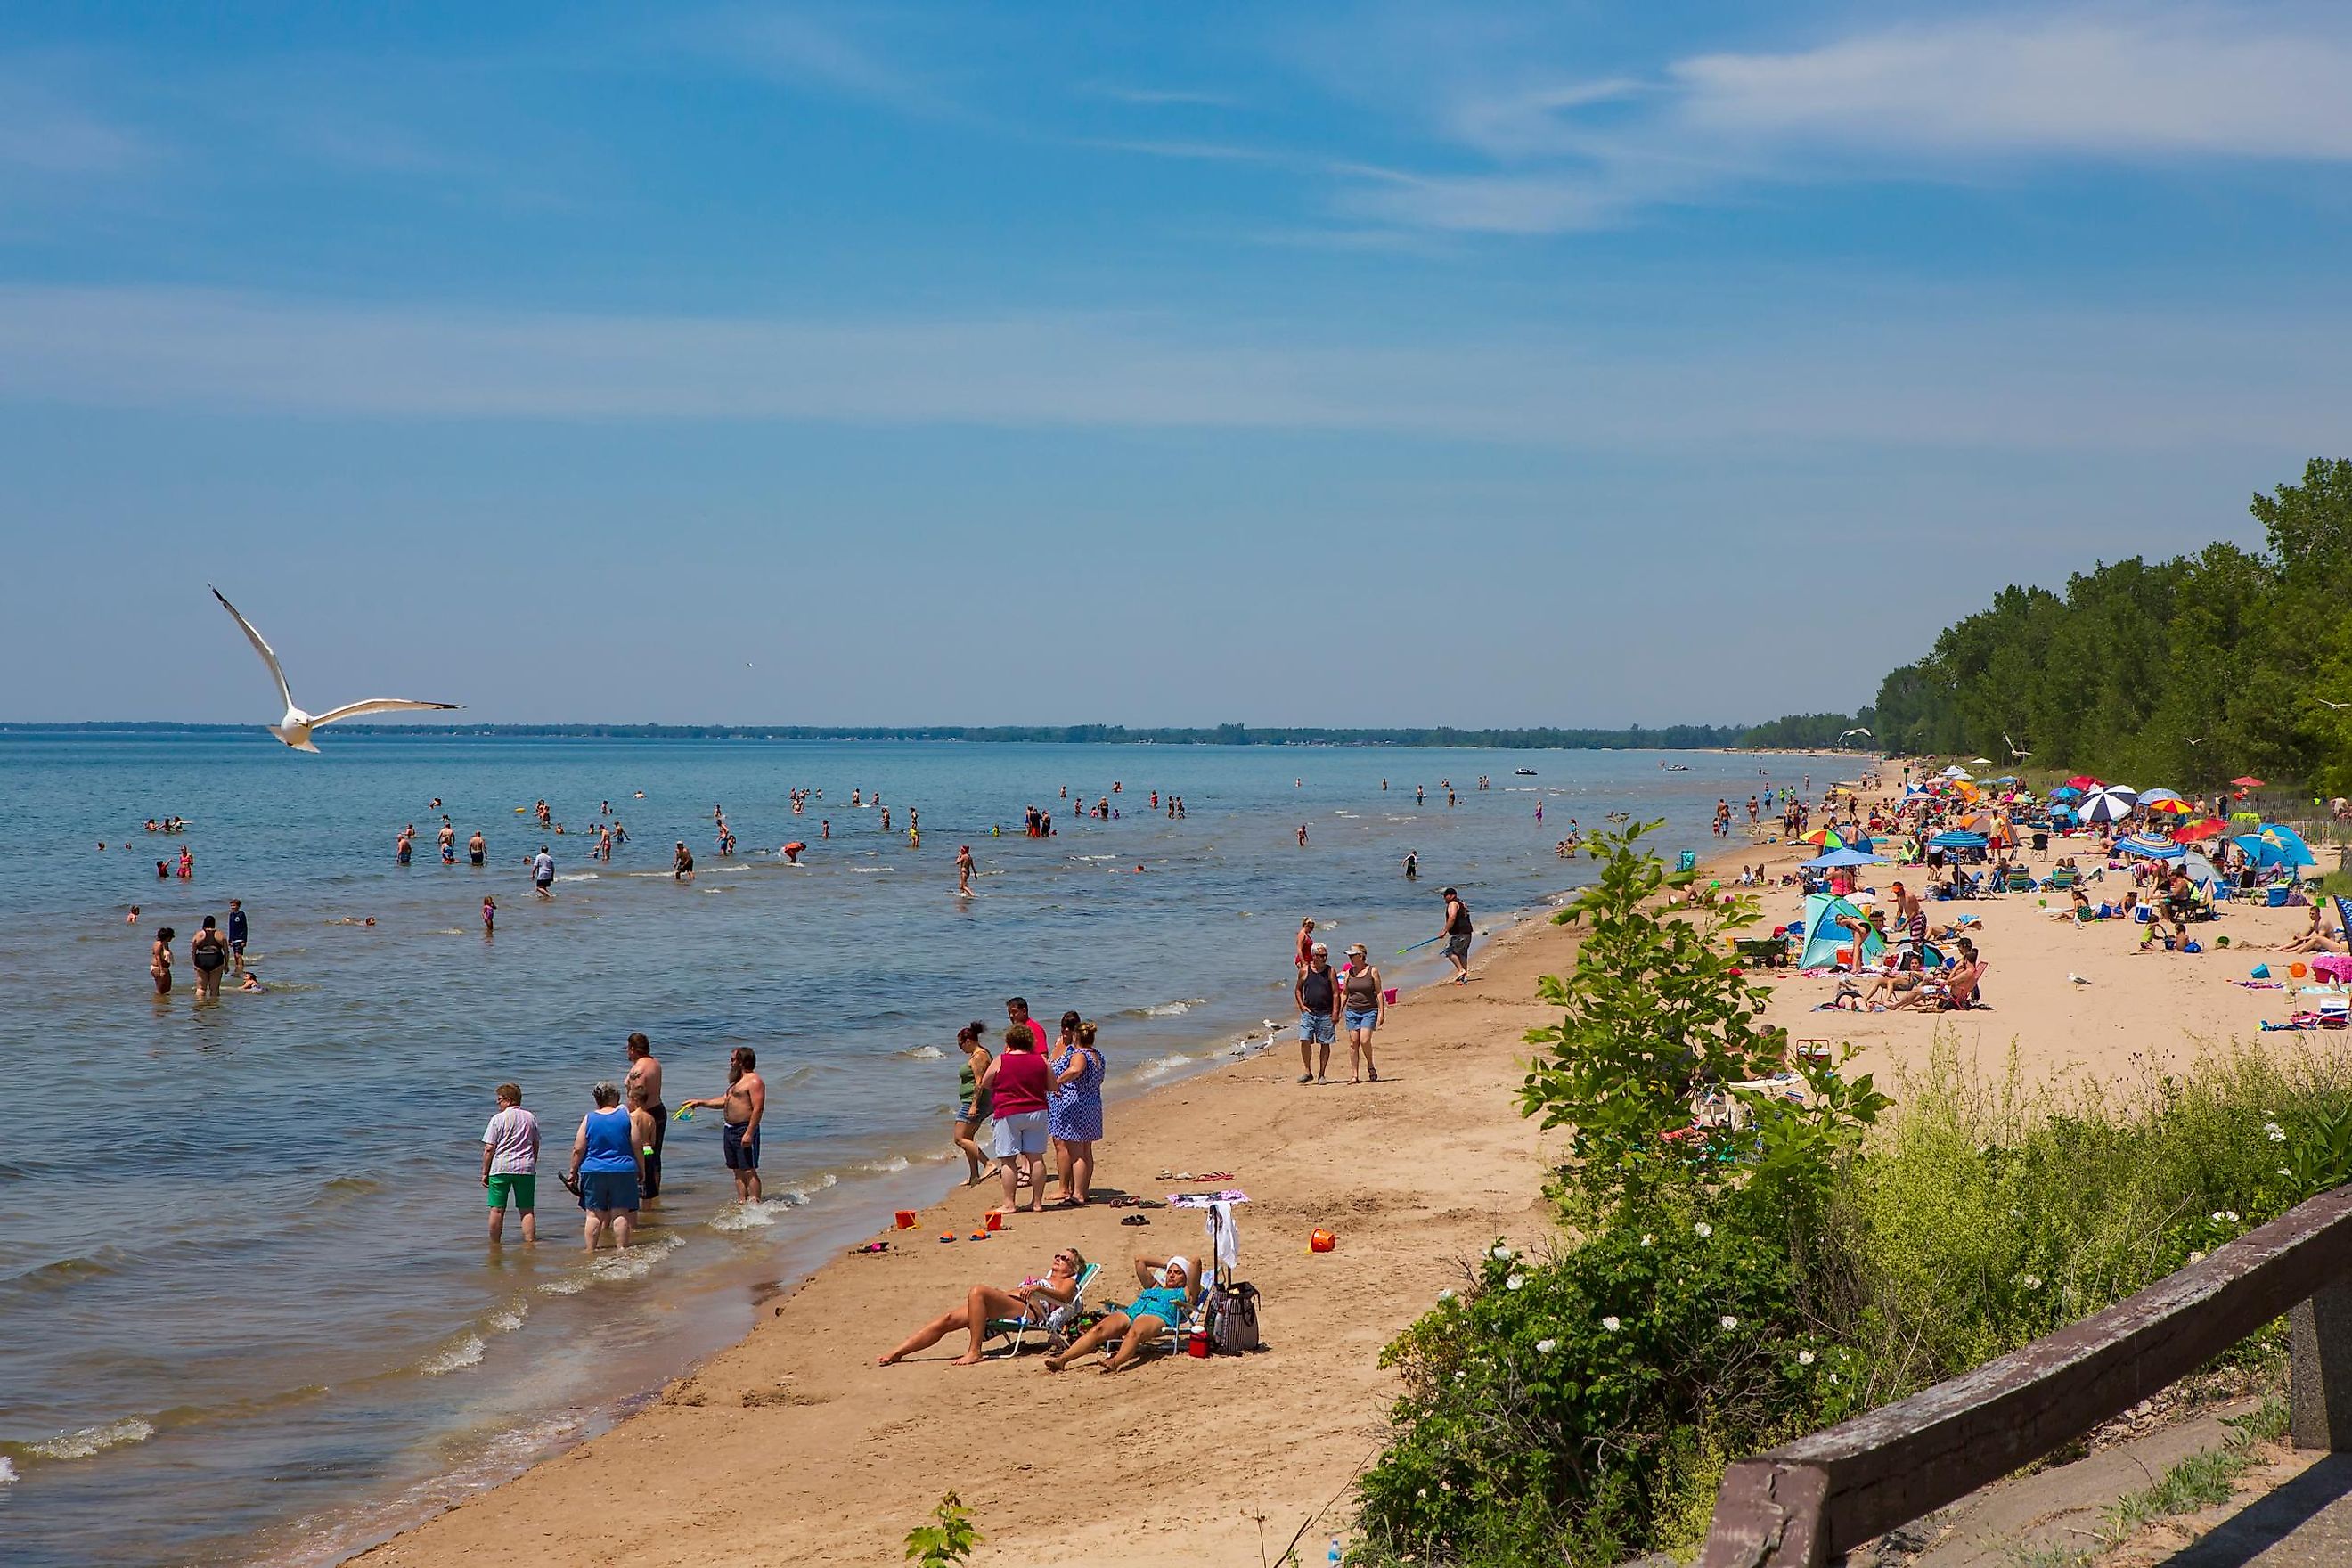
[4,1,2350,726]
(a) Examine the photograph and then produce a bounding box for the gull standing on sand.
[210,587,459,752]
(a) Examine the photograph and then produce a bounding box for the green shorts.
[487,1172,536,1212]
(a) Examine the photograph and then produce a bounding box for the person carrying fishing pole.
[1439,886,1473,984]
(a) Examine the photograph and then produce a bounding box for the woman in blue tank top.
[568,1082,644,1250]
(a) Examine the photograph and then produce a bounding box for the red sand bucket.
[894,1210,917,1229]
[1382,987,1398,1005]
[984,1210,1004,1232]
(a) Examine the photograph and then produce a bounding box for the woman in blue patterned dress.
[1048,1017,1106,1206]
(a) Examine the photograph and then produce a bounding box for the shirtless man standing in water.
[625,1033,666,1197]
[673,842,695,883]
[681,1048,764,1203]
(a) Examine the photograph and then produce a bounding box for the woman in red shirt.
[982,1023,1052,1214]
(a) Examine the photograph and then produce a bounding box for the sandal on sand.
[1296,1074,1313,1084]
[1121,1214,1151,1226]
[1368,1069,1379,1082]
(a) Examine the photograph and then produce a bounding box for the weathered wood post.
[2290,1278,2352,1449]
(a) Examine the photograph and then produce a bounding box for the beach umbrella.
[2077,786,2138,824]
[1993,775,2020,785]
[2233,776,2266,788]
[1940,764,1973,780]
[1798,827,1848,849]
[2066,776,2103,790]
[2171,817,2227,843]
[2143,797,2193,815]
[2138,788,2185,804]
[1803,846,1888,869]
[2116,832,2185,860]
[2049,785,2084,802]
[1971,757,1993,764]
[1798,893,1882,969]
[1929,830,1989,849]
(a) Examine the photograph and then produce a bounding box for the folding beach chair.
[984,1262,1100,1358]
[2049,868,2077,891]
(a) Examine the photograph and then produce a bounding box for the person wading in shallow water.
[680,1048,765,1204]
[625,1033,666,1198]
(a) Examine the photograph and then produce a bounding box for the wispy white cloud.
[1,283,2345,455]
[0,69,148,176]
[1670,13,2352,160]
[694,7,949,115]
[1083,83,1236,109]
[1316,5,2352,233]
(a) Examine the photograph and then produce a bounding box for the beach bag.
[1208,1281,1262,1354]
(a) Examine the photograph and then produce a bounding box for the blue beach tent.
[1798,893,1882,969]
[2257,823,2318,869]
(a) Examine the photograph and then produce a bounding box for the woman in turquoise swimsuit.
[1042,1254,1200,1375]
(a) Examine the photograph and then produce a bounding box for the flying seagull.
[2004,733,2030,761]
[1838,726,1873,742]
[2318,698,2352,711]
[211,586,459,752]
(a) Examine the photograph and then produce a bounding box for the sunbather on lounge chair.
[1043,1254,1201,1376]
[878,1246,1088,1367]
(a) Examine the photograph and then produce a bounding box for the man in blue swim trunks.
[680,1047,764,1204]
[1042,1254,1199,1375]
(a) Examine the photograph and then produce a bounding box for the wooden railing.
[1697,1183,2352,1567]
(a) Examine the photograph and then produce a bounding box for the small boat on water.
[1515,767,1537,776]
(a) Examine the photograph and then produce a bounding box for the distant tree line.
[5,720,1763,750]
[1863,457,2352,793]
[1739,711,1879,750]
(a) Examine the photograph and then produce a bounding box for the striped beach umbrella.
[2143,797,2193,815]
[2077,785,2139,824]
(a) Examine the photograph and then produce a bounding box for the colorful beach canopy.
[2171,817,2227,843]
[1798,828,1848,848]
[2143,797,2193,815]
[1798,894,1882,970]
[2049,785,2084,801]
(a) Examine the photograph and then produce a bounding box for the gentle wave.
[0,1455,14,1484]
[862,1155,911,1173]
[1135,1052,1193,1080]
[535,1233,685,1295]
[554,872,600,883]
[29,1416,156,1461]
[1140,999,1205,1017]
[709,1196,805,1230]
[898,1044,944,1060]
[487,1303,528,1334]
[6,1248,129,1294]
[419,1335,486,1376]
[851,866,894,873]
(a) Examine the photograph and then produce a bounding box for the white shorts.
[992,1109,1049,1157]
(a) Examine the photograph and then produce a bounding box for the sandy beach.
[353,803,2327,1567]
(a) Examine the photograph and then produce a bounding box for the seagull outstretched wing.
[310,698,461,728]
[211,586,294,715]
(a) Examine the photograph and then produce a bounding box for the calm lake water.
[0,734,1842,1566]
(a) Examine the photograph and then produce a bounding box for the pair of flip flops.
[1120,1214,1151,1227]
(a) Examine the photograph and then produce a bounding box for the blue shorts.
[1298,1010,1335,1045]
[723,1121,761,1170]
[577,1169,639,1213]
[992,1109,1049,1157]
[1344,1008,1379,1033]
